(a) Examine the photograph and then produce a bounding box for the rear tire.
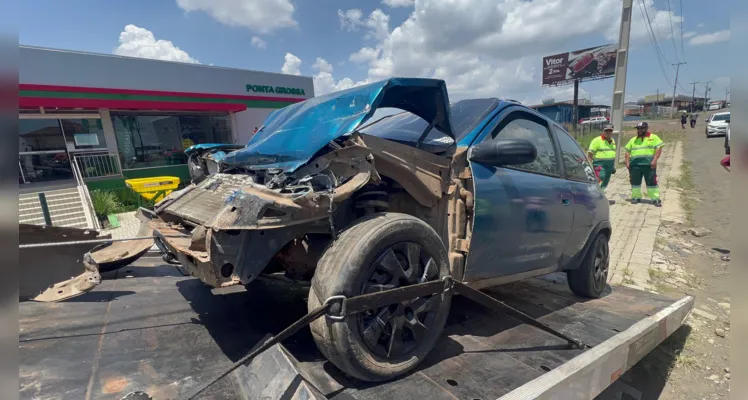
[567,233,609,298]
[309,213,452,382]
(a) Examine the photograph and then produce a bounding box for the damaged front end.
[152,137,383,287]
[150,78,471,289]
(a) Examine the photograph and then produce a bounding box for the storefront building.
[19,45,314,228]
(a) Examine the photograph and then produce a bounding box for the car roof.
[714,111,730,116]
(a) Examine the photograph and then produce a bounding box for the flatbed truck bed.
[19,257,693,400]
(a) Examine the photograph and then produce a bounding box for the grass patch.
[674,159,696,224]
[675,353,700,371]
[655,236,668,249]
[621,267,635,285]
[648,267,676,295]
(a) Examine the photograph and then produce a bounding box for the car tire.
[567,233,609,298]
[309,213,452,382]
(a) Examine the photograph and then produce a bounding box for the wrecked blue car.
[185,143,244,183]
[148,78,610,382]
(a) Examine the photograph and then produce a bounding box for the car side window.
[490,113,558,176]
[552,126,598,183]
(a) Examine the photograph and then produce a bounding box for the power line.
[666,0,680,62]
[679,0,686,61]
[646,0,668,60]
[637,0,673,87]
[641,0,669,64]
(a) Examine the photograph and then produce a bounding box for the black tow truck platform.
[19,256,693,400]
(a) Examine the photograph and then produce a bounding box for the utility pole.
[612,0,633,163]
[689,82,699,112]
[703,81,713,110]
[669,62,686,118]
[572,79,580,136]
[725,89,730,105]
[652,89,659,118]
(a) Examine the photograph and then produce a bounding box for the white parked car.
[706,112,730,137]
[708,103,721,111]
[725,125,731,154]
[580,116,608,125]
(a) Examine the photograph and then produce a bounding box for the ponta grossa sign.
[246,84,306,96]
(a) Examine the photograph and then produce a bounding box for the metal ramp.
[18,259,693,400]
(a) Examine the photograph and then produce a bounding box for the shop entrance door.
[19,119,75,186]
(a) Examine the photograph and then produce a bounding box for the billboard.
[542,44,617,86]
[644,93,665,103]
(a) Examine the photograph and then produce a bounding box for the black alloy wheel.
[357,242,440,359]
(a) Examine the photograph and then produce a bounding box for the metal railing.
[73,152,123,180]
[70,156,101,229]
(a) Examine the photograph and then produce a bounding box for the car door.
[551,125,607,267]
[464,108,575,282]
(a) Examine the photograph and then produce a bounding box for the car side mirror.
[469,139,537,167]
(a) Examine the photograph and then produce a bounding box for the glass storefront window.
[111,113,231,170]
[19,119,66,152]
[61,118,107,151]
[19,153,73,183]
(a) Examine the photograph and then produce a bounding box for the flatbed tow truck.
[19,255,693,400]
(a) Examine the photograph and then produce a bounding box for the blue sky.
[17,0,731,105]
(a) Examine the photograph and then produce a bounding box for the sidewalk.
[605,141,686,290]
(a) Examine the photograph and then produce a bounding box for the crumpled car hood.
[185,143,244,163]
[222,77,453,173]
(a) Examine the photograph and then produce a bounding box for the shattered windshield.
[360,98,499,149]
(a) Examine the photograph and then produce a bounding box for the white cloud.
[337,8,390,41]
[322,0,682,103]
[682,31,697,39]
[114,24,199,64]
[338,9,364,31]
[383,0,414,7]
[697,22,705,28]
[312,57,333,73]
[349,47,380,64]
[281,52,302,75]
[251,36,268,49]
[309,56,369,95]
[176,0,297,34]
[688,30,730,46]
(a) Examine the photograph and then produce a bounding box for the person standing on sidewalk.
[624,121,664,206]
[587,124,617,194]
[690,112,698,128]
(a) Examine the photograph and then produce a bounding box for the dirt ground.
[608,112,731,399]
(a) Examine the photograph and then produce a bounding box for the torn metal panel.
[356,133,451,207]
[19,224,105,302]
[89,208,155,272]
[445,147,474,281]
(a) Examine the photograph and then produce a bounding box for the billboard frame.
[541,43,617,87]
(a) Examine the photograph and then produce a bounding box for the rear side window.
[491,113,558,176]
[552,126,598,183]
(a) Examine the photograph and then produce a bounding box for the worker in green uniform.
[624,121,664,206]
[587,124,617,194]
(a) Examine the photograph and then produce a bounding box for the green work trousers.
[593,159,615,193]
[629,164,660,200]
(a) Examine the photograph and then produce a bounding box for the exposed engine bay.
[152,131,475,289]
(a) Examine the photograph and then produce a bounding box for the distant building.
[638,94,706,112]
[529,100,611,125]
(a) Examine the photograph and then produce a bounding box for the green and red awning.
[19,84,304,112]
